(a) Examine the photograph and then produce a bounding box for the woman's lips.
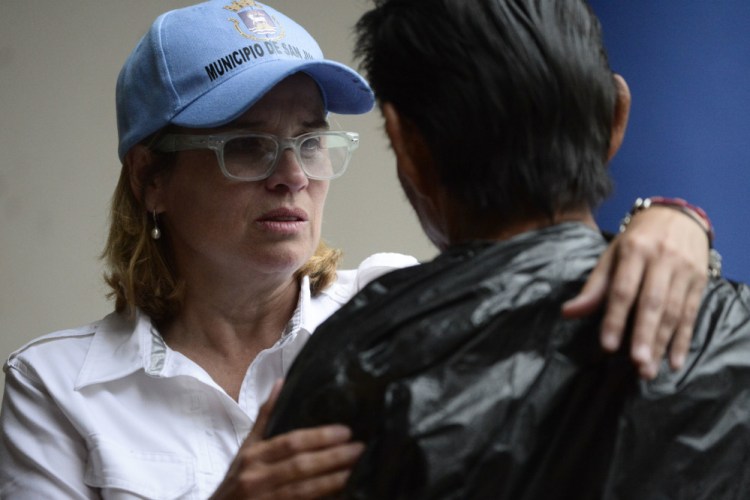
[256,207,309,234]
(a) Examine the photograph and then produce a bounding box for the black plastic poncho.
[266,223,750,499]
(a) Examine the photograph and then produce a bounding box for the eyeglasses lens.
[223,136,277,179]
[299,135,349,179]
[223,134,350,180]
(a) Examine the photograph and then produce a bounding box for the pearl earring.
[150,210,161,240]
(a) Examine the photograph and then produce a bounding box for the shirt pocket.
[84,436,196,499]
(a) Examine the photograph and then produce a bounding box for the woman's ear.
[125,144,165,212]
[607,74,632,162]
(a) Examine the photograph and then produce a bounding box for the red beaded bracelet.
[619,196,721,278]
[650,196,715,243]
[619,196,715,245]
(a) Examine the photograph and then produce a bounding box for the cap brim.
[172,59,375,129]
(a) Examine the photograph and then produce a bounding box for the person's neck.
[159,274,300,401]
[162,272,300,359]
[445,208,598,248]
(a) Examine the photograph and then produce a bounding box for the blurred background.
[590,1,750,283]
[1,1,748,395]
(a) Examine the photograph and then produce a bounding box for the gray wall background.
[0,1,436,395]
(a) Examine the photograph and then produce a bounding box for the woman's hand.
[563,206,710,379]
[211,381,364,499]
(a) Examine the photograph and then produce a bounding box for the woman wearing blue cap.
[0,1,714,498]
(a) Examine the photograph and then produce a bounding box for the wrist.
[620,196,714,246]
[620,196,721,278]
[648,196,714,244]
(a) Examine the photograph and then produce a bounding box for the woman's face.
[153,74,331,286]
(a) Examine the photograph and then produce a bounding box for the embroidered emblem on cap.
[224,1,285,41]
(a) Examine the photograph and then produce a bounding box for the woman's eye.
[226,137,275,160]
[300,137,324,154]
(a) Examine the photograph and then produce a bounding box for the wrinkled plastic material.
[266,223,750,499]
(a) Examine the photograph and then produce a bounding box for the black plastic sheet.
[267,223,750,499]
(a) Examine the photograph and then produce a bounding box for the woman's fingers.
[211,381,364,499]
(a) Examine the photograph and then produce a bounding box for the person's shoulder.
[699,278,750,333]
[4,312,124,384]
[7,323,97,366]
[647,278,750,394]
[322,252,420,304]
[724,278,750,309]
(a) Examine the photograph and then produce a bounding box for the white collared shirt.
[0,253,417,499]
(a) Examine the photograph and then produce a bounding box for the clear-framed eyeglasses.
[153,130,360,181]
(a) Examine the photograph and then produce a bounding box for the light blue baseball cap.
[116,0,374,161]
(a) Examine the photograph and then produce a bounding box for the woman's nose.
[265,149,309,192]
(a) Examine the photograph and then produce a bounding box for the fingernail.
[602,332,619,351]
[633,344,651,363]
[329,425,352,440]
[672,354,686,369]
[348,442,365,457]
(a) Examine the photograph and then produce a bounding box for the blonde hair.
[102,159,342,323]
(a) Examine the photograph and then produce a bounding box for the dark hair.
[356,0,615,223]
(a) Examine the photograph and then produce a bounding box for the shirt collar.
[75,309,156,389]
[76,277,319,389]
[280,276,314,372]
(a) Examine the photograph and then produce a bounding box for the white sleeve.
[0,360,96,499]
[354,252,420,291]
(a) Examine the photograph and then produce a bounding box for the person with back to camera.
[265,0,750,498]
[0,0,718,498]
